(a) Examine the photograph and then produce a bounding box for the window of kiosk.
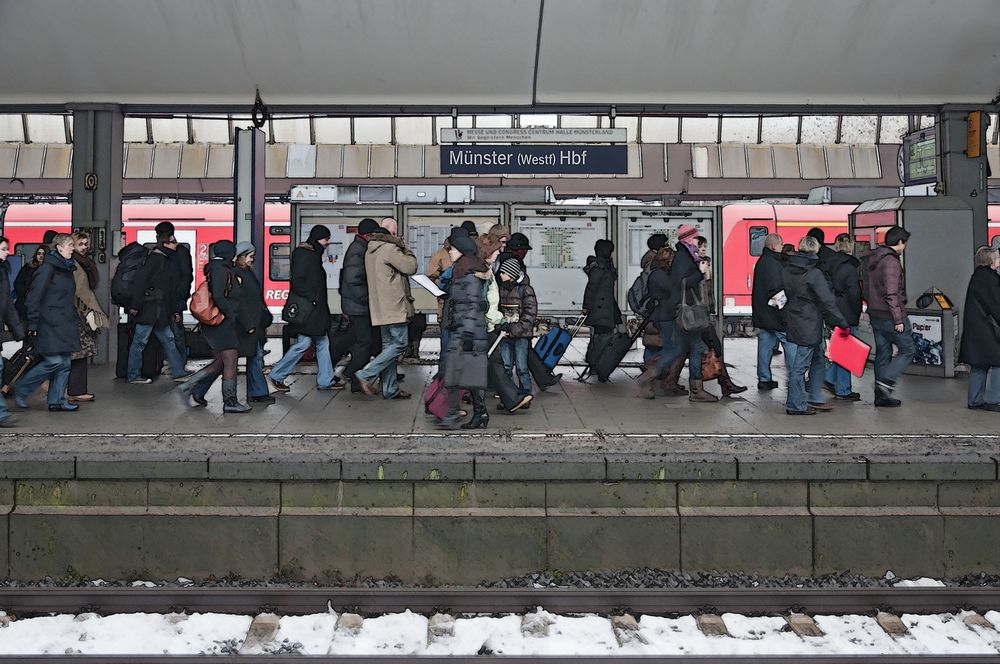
[749,226,768,256]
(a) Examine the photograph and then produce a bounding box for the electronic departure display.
[899,127,937,186]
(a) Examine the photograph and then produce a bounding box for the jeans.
[786,342,825,412]
[128,323,187,380]
[653,320,706,380]
[870,316,915,387]
[246,342,268,398]
[757,328,791,382]
[968,366,1000,407]
[270,334,335,388]
[500,337,532,397]
[0,356,8,422]
[14,353,71,407]
[356,323,408,399]
[824,325,854,396]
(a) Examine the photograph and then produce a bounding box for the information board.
[617,208,718,314]
[513,207,608,312]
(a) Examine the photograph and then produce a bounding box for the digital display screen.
[901,128,937,185]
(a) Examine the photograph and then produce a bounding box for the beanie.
[460,220,479,238]
[677,224,699,243]
[507,232,532,251]
[451,234,477,257]
[235,241,255,257]
[806,227,826,244]
[357,218,380,235]
[499,258,524,283]
[647,233,668,251]
[594,239,614,259]
[212,240,236,261]
[307,225,332,243]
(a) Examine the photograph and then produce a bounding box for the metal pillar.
[234,127,266,285]
[938,105,989,246]
[70,105,124,365]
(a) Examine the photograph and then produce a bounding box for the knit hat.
[806,227,826,244]
[507,232,532,251]
[451,234,477,257]
[647,233,668,251]
[460,220,479,238]
[594,239,614,259]
[498,258,524,283]
[357,218,380,235]
[235,241,255,257]
[212,240,236,261]
[307,225,331,242]
[677,224,699,243]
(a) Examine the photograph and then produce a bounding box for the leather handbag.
[676,277,711,333]
[701,348,724,381]
[281,292,315,324]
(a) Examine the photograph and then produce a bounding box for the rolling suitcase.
[2,345,37,395]
[115,322,164,379]
[533,314,587,369]
[185,325,214,360]
[590,314,651,383]
[527,348,560,390]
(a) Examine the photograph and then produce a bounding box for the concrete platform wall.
[2,451,998,583]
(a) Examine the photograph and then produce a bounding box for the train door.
[719,204,776,321]
[510,205,610,315]
[290,204,396,313]
[402,204,505,315]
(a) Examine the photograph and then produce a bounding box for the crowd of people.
[2,214,998,427]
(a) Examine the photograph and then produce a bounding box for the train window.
[749,226,769,256]
[270,244,291,281]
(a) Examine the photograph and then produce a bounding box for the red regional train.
[2,202,998,330]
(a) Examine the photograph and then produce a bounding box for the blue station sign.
[440,145,628,175]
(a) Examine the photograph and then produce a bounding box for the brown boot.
[718,372,747,398]
[636,367,657,399]
[689,378,719,402]
[660,358,688,396]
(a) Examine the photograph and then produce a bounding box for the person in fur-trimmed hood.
[356,230,418,400]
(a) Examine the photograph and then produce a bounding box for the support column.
[70,105,123,365]
[938,105,989,246]
[234,127,266,286]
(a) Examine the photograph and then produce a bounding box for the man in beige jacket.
[356,229,418,399]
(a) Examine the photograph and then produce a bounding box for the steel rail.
[0,587,998,616]
[2,655,1000,663]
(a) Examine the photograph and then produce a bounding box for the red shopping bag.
[827,327,871,377]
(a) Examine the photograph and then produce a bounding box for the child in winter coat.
[497,258,538,400]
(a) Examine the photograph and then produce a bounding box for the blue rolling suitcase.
[533,314,586,370]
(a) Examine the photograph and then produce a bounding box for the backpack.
[627,269,653,315]
[110,243,150,307]
[190,271,232,326]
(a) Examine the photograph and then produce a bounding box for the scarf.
[681,240,700,264]
[73,251,99,290]
[50,250,77,271]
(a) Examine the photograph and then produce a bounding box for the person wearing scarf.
[12,234,83,412]
[66,231,110,403]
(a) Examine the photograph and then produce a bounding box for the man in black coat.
[328,218,381,392]
[155,221,194,363]
[125,227,190,384]
[782,236,849,415]
[821,233,863,401]
[751,233,789,390]
[233,242,274,405]
[269,224,340,392]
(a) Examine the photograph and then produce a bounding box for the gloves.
[497,322,512,334]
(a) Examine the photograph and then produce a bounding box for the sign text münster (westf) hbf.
[440,145,628,175]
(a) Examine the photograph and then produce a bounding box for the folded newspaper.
[768,290,787,310]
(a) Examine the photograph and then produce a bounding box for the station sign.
[440,127,626,143]
[440,145,628,175]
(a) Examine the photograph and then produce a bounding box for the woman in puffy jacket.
[178,241,251,413]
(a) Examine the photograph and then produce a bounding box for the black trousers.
[68,357,88,396]
[329,314,377,382]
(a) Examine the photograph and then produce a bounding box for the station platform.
[0,339,997,585]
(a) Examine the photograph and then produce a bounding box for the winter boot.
[689,378,719,402]
[659,358,688,396]
[177,366,215,408]
[222,379,252,413]
[461,390,490,429]
[636,367,657,399]
[718,370,747,398]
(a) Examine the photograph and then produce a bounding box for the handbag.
[281,292,315,324]
[676,277,711,333]
[701,348,724,381]
[190,272,231,326]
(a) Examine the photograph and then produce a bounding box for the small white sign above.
[440,127,627,143]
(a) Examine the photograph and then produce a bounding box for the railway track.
[0,587,996,662]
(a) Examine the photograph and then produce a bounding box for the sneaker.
[757,380,778,390]
[128,378,153,385]
[874,393,902,407]
[984,403,1000,413]
[13,395,27,409]
[386,390,412,400]
[356,379,378,397]
[807,401,834,411]
[834,392,862,401]
[172,372,195,383]
[786,406,817,415]
[67,394,95,403]
[248,394,276,404]
[509,394,533,412]
[269,377,291,393]
[317,380,346,391]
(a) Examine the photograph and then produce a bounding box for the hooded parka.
[751,247,786,331]
[287,226,331,338]
[781,252,849,346]
[26,251,80,355]
[443,257,490,390]
[365,233,418,326]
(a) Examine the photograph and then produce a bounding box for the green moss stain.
[376,465,385,481]
[656,467,666,481]
[429,469,441,481]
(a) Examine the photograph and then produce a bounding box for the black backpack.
[111,243,150,307]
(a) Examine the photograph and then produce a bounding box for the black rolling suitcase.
[529,314,586,390]
[589,314,651,383]
[528,348,560,390]
[2,345,38,395]
[115,322,164,379]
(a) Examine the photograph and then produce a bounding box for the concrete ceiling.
[1,0,998,109]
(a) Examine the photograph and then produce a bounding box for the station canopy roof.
[1,0,999,111]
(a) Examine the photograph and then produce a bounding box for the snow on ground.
[0,609,998,655]
[893,577,947,588]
